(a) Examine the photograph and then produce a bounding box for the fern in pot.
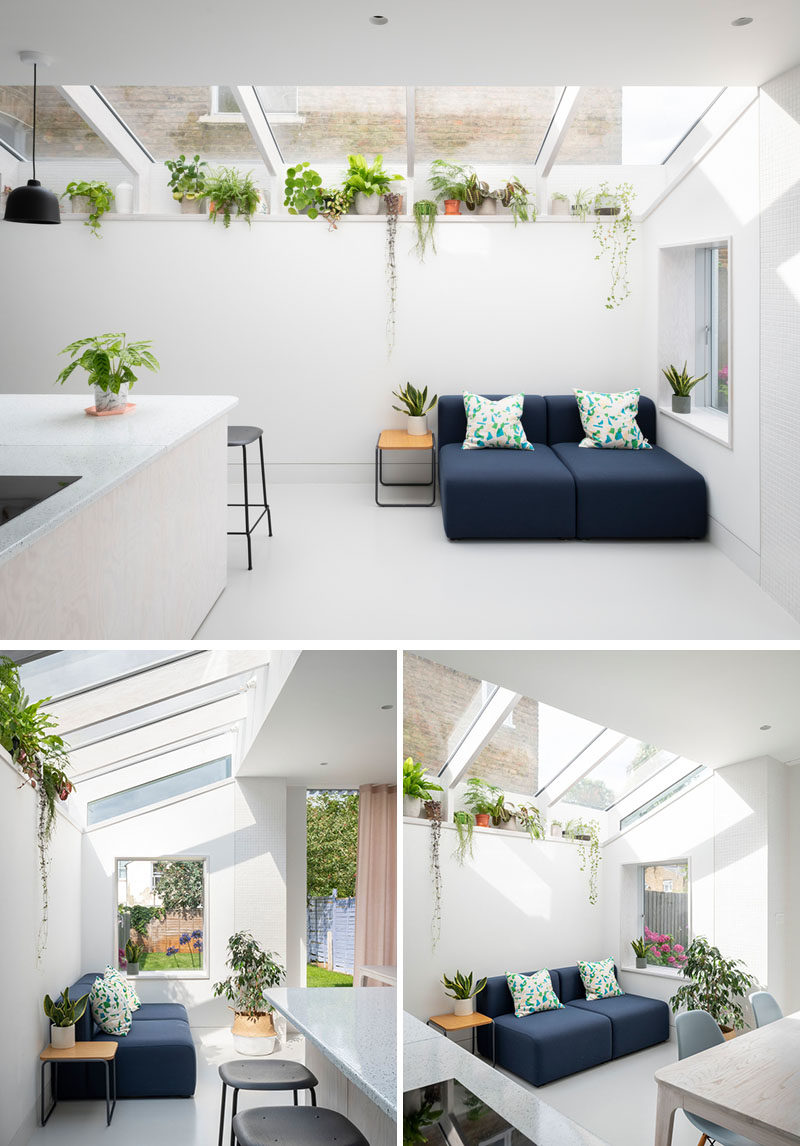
[213,931,285,1055]
[207,167,260,228]
[442,969,487,1016]
[392,383,438,436]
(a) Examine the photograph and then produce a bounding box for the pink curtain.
[353,784,397,984]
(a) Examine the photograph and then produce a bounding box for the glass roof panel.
[403,654,491,775]
[0,86,116,160]
[619,765,709,831]
[415,86,562,164]
[464,695,538,795]
[99,87,262,162]
[87,754,231,825]
[18,651,194,705]
[561,740,678,810]
[262,86,407,164]
[557,86,723,165]
[537,703,604,792]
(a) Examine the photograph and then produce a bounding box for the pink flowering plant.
[644,925,688,968]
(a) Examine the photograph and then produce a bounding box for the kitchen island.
[0,394,236,638]
[265,987,396,1146]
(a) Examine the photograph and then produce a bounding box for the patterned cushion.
[574,389,652,450]
[90,973,133,1035]
[506,969,564,1017]
[462,392,535,451]
[105,965,141,1011]
[577,957,624,1001]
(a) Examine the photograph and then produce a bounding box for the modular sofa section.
[554,965,670,1059]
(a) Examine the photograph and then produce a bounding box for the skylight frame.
[87,754,232,826]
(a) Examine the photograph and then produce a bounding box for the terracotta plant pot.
[444,199,461,215]
[232,1011,277,1056]
[475,813,490,827]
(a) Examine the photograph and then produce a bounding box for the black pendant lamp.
[4,52,61,225]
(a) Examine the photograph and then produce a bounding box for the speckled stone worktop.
[404,1012,609,1146]
[0,394,237,566]
[265,987,397,1119]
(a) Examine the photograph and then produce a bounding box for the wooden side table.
[40,1041,118,1126]
[427,1011,496,1066]
[375,430,436,507]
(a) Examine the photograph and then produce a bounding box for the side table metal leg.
[472,1026,476,1055]
[218,1080,227,1146]
[493,1021,496,1067]
[310,1086,317,1107]
[104,1061,110,1125]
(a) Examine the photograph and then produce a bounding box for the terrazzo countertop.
[265,987,397,1119]
[403,1011,608,1146]
[0,394,237,566]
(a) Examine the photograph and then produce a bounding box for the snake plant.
[43,986,90,1027]
[442,969,488,1000]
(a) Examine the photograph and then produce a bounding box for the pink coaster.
[85,403,137,417]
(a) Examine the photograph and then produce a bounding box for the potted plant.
[462,777,501,827]
[125,939,144,976]
[631,937,652,969]
[56,332,160,414]
[213,931,284,1055]
[550,818,563,838]
[43,987,90,1049]
[403,1097,443,1145]
[572,188,593,222]
[442,970,488,1017]
[669,936,756,1036]
[517,804,544,841]
[413,200,438,260]
[392,382,438,436]
[496,178,535,225]
[663,361,708,414]
[429,159,470,215]
[62,180,114,237]
[462,173,494,215]
[206,167,260,228]
[488,791,516,830]
[403,757,443,817]
[592,180,636,309]
[343,153,402,215]
[564,818,601,905]
[318,186,353,230]
[165,152,209,214]
[453,810,474,866]
[551,191,571,216]
[284,162,324,218]
[1,657,73,962]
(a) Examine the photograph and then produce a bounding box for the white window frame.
[694,242,730,415]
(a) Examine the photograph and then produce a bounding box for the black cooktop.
[0,476,81,526]
[404,1080,536,1146]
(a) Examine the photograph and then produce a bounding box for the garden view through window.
[641,861,689,967]
[117,857,206,974]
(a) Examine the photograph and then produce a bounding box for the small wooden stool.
[228,425,272,570]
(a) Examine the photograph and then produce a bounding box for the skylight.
[262,86,407,165]
[18,650,195,704]
[0,85,116,161]
[87,754,231,825]
[415,86,562,164]
[561,741,679,811]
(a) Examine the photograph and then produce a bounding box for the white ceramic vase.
[403,796,423,818]
[407,415,428,436]
[51,1024,76,1049]
[453,998,473,1017]
[550,198,571,216]
[355,192,380,215]
[477,197,497,215]
[94,383,129,413]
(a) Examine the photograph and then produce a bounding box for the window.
[117,857,206,975]
[640,861,689,967]
[463,695,538,795]
[619,765,708,830]
[402,653,492,774]
[415,86,561,164]
[696,244,730,414]
[87,754,231,825]
[263,86,407,164]
[561,740,679,811]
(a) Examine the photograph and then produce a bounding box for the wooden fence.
[307,894,355,974]
[644,890,688,947]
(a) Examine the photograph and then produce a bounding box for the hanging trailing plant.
[592,181,636,309]
[384,190,401,355]
[452,810,474,866]
[0,657,73,962]
[429,799,442,949]
[567,818,601,905]
[413,200,437,261]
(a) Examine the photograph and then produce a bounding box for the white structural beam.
[439,686,521,797]
[536,86,582,177]
[541,729,626,809]
[233,86,284,178]
[58,86,153,209]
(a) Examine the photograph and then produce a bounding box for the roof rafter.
[58,85,154,209]
[233,86,284,177]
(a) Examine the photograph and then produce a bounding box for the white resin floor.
[196,483,800,640]
[495,1033,699,1146]
[25,1027,306,1146]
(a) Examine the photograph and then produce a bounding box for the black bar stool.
[218,1060,318,1146]
[232,1106,369,1146]
[228,425,272,570]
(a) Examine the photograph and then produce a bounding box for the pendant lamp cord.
[31,62,37,182]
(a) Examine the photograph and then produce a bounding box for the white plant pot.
[403,796,423,818]
[94,383,129,412]
[232,1012,277,1056]
[51,1024,76,1049]
[407,415,428,436]
[355,192,380,215]
[477,197,497,215]
[453,998,474,1017]
[550,198,570,216]
[71,195,91,214]
[180,196,206,215]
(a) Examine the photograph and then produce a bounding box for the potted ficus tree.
[663,362,708,414]
[442,970,488,1017]
[62,180,114,237]
[165,152,209,214]
[403,757,443,818]
[669,936,756,1037]
[343,153,403,215]
[43,986,90,1049]
[56,332,160,414]
[213,931,285,1055]
[392,383,438,436]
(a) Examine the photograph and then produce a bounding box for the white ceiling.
[239,650,397,787]
[1,0,799,86]
[419,650,800,769]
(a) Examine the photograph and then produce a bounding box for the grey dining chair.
[750,990,783,1028]
[675,1010,759,1146]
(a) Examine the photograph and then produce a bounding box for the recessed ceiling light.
[759,724,771,731]
[731,16,753,25]
[370,14,389,24]
[319,761,329,766]
[380,703,394,710]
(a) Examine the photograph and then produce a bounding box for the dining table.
[653,1011,800,1146]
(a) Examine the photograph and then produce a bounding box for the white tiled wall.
[233,778,288,964]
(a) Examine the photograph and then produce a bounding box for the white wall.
[640,103,761,572]
[286,785,308,987]
[0,216,644,483]
[789,766,800,1014]
[0,754,83,1146]
[403,820,606,1030]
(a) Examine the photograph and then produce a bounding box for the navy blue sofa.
[54,972,196,1100]
[475,965,669,1087]
[437,394,707,540]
